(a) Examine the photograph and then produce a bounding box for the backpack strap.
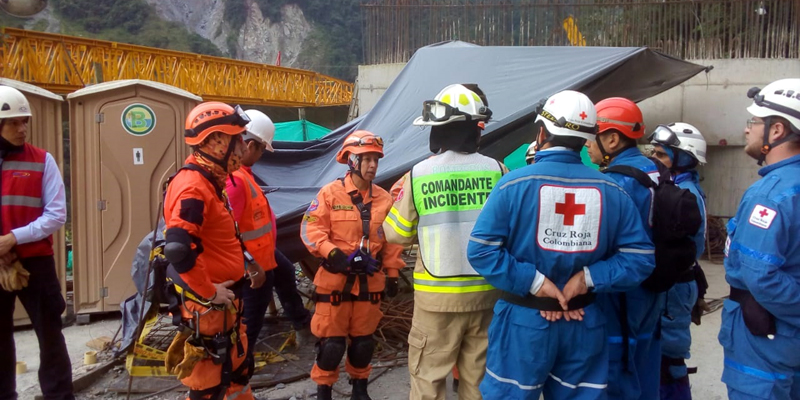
[603,165,656,189]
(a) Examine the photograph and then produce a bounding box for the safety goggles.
[419,100,491,123]
[345,135,384,149]
[747,86,800,120]
[538,109,598,135]
[185,105,251,139]
[648,125,681,146]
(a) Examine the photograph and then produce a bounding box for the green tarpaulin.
[503,144,598,170]
[274,120,331,142]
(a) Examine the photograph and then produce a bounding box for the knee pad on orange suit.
[316,337,347,371]
[348,335,374,368]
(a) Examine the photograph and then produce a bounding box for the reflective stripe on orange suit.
[228,166,277,270]
[300,173,405,385]
[163,155,252,399]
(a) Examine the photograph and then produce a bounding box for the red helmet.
[595,97,645,140]
[335,130,385,164]
[184,102,249,146]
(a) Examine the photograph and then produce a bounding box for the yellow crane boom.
[0,27,353,107]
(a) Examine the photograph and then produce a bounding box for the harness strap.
[169,164,254,268]
[336,177,376,300]
[337,177,373,241]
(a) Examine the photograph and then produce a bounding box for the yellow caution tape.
[125,311,176,377]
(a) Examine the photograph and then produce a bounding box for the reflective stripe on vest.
[241,221,272,241]
[412,270,495,293]
[1,144,52,258]
[240,178,273,241]
[410,152,502,289]
[233,169,275,267]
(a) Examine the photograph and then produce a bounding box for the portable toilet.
[67,80,200,314]
[0,78,67,325]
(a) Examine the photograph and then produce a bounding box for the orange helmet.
[335,130,384,164]
[184,102,249,146]
[595,97,645,140]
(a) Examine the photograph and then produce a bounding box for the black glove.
[385,277,399,298]
[692,297,711,326]
[324,248,350,274]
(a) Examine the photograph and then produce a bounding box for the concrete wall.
[639,59,800,216]
[638,59,800,146]
[356,63,406,116]
[356,59,800,217]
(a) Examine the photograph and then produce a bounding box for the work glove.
[324,248,350,274]
[0,260,29,292]
[348,248,379,276]
[165,330,190,375]
[385,277,399,298]
[692,297,711,326]
[174,340,205,380]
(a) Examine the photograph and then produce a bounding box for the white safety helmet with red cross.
[413,84,492,126]
[534,90,598,140]
[242,109,275,152]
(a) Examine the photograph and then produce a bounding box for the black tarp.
[252,42,708,262]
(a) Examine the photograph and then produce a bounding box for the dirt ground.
[12,260,728,399]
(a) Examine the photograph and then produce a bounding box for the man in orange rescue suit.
[163,101,255,400]
[383,83,505,400]
[0,86,72,400]
[300,130,405,400]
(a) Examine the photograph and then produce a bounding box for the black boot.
[350,378,371,400]
[317,384,333,400]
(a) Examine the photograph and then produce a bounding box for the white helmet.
[747,78,800,133]
[649,122,707,164]
[242,109,275,152]
[413,84,492,126]
[525,141,537,164]
[534,90,597,140]
[0,86,31,119]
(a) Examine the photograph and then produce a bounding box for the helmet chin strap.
[348,153,364,178]
[596,135,615,167]
[196,135,238,172]
[596,132,631,167]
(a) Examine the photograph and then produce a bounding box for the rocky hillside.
[0,0,361,80]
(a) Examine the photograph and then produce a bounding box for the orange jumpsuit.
[300,173,404,385]
[163,156,253,400]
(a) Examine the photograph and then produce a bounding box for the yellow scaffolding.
[0,28,353,107]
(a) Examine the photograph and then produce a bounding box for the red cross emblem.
[759,208,769,218]
[579,111,588,120]
[555,193,586,226]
